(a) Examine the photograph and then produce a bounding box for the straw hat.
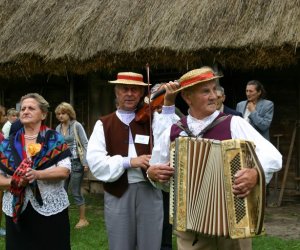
[176,67,222,92]
[108,72,148,86]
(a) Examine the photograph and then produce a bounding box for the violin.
[135,85,166,123]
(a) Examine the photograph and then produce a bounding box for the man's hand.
[232,168,258,198]
[247,102,256,112]
[163,81,180,106]
[147,163,174,183]
[130,155,151,171]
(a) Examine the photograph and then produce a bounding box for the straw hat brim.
[175,75,222,93]
[108,79,149,86]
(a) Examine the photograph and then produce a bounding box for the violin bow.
[146,63,153,151]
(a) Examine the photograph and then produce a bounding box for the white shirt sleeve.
[150,126,172,165]
[230,116,282,184]
[148,127,172,191]
[149,107,179,190]
[150,105,180,164]
[57,157,72,170]
[86,120,125,182]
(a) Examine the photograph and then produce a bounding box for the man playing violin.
[86,72,179,250]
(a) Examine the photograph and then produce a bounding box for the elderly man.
[87,72,178,250]
[216,85,242,117]
[147,66,282,250]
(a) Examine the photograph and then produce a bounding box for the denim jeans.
[65,158,85,206]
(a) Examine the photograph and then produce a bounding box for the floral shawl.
[0,125,72,223]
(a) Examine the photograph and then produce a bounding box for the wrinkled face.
[115,84,145,111]
[20,98,45,127]
[246,84,261,103]
[216,90,225,110]
[181,80,217,119]
[56,111,70,124]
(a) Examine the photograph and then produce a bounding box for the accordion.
[169,137,265,239]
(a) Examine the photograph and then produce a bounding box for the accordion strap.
[245,141,266,235]
[176,115,231,138]
[176,121,194,137]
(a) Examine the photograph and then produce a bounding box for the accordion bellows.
[169,137,265,239]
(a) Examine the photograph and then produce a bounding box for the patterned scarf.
[0,125,72,223]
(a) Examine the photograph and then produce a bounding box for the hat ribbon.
[117,75,143,82]
[180,72,215,87]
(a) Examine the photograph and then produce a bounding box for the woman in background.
[2,108,18,139]
[55,102,89,229]
[236,80,274,140]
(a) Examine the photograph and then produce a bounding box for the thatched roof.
[0,0,300,77]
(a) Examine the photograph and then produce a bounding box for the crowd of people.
[0,66,282,250]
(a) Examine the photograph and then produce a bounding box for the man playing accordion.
[147,66,282,250]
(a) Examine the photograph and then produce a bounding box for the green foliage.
[0,193,300,249]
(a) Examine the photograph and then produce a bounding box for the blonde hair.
[55,102,76,120]
[7,108,18,117]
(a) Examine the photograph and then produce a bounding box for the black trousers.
[6,203,70,250]
[161,190,172,250]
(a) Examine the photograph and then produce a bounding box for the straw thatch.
[0,0,300,77]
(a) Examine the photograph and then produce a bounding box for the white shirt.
[2,121,12,139]
[151,110,282,184]
[243,108,251,123]
[87,108,179,184]
[3,157,71,217]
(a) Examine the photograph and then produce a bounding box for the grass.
[69,194,108,250]
[0,193,300,249]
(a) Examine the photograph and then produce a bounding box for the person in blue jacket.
[236,80,274,140]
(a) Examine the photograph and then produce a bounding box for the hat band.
[117,75,143,82]
[180,72,215,87]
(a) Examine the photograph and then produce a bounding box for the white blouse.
[2,157,71,217]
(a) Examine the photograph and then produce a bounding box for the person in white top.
[147,67,282,250]
[2,108,18,139]
[0,93,72,250]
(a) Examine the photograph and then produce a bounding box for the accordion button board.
[169,137,265,239]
